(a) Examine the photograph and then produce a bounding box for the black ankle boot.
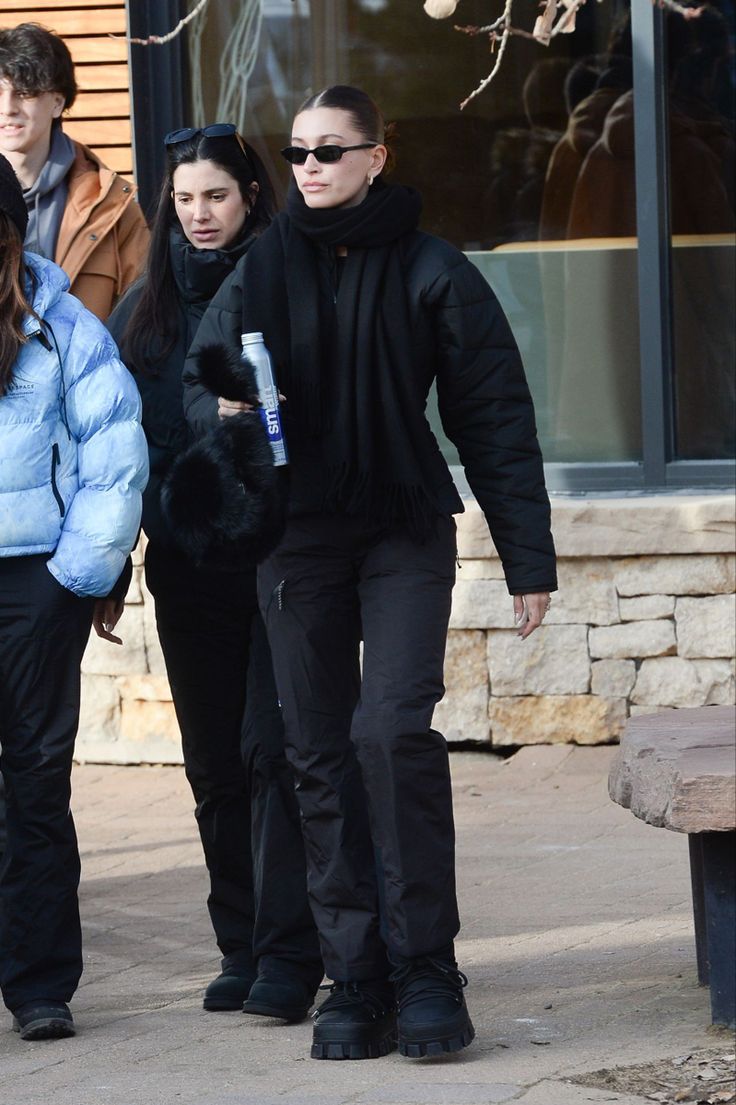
[311,979,397,1060]
[390,955,475,1057]
[203,964,256,1011]
[12,1000,75,1041]
[243,967,319,1023]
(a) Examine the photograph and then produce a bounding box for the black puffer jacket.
[183,229,557,595]
[108,230,255,550]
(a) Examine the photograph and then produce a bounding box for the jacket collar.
[22,251,69,332]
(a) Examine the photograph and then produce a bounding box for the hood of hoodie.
[583,87,733,167]
[596,90,636,160]
[22,251,71,331]
[22,127,76,258]
[566,86,629,157]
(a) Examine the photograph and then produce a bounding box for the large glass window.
[181,0,735,485]
[667,0,735,461]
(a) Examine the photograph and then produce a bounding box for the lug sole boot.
[391,955,475,1058]
[12,1001,75,1041]
[311,980,397,1060]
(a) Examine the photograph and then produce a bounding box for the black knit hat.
[0,153,28,240]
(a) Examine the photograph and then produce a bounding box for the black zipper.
[50,443,65,516]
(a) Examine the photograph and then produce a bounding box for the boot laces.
[313,980,392,1021]
[389,956,468,1012]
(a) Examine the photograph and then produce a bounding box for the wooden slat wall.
[0,3,133,175]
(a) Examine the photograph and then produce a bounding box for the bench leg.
[697,831,736,1028]
[688,834,709,986]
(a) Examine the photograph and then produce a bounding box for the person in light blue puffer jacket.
[0,153,147,1042]
[0,250,147,590]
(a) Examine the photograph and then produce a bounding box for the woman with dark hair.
[0,153,147,1040]
[184,88,556,1061]
[107,127,322,1020]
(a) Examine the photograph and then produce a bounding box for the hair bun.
[383,121,399,174]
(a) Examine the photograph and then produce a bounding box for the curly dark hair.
[0,23,77,110]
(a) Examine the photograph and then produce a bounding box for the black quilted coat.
[183,230,557,595]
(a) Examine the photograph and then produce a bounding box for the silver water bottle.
[241,331,288,467]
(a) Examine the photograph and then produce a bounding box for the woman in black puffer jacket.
[183,88,557,1063]
[107,127,322,1021]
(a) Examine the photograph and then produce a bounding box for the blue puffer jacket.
[0,253,148,597]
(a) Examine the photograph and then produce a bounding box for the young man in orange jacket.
[0,22,149,322]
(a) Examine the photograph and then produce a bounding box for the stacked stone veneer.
[76,494,735,762]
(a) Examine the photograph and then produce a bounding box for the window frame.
[128,0,736,491]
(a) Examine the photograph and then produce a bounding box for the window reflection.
[668,1,735,461]
[186,0,734,469]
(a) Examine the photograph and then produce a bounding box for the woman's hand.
[92,598,124,645]
[513,592,552,640]
[217,393,286,419]
[218,397,254,419]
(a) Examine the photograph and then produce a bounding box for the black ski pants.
[257,513,460,982]
[0,555,93,1012]
[145,543,321,981]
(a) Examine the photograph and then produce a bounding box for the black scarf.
[169,227,252,305]
[242,180,447,540]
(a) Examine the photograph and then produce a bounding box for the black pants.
[257,514,460,982]
[0,555,93,1012]
[0,772,6,859]
[145,543,321,980]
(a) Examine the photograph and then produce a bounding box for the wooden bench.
[609,705,736,1028]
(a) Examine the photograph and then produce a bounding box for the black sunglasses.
[164,123,253,165]
[165,123,238,145]
[280,143,376,165]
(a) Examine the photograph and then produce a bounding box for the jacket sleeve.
[115,197,150,304]
[47,307,149,597]
[182,262,244,436]
[429,252,557,595]
[105,279,141,351]
[106,554,134,603]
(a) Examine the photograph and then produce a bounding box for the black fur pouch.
[161,343,288,566]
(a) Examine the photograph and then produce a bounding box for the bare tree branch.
[655,0,705,18]
[459,0,514,110]
[451,0,705,109]
[115,0,211,47]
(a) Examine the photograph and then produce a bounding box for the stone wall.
[76,493,735,762]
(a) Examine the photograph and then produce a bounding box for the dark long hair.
[0,213,39,397]
[120,131,276,372]
[297,85,397,174]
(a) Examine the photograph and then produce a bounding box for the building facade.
[26,0,733,760]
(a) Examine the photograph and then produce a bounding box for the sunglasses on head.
[164,123,253,164]
[280,143,376,165]
[164,123,238,145]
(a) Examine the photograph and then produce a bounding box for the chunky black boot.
[243,967,319,1022]
[12,1000,75,1041]
[391,956,475,1057]
[311,980,397,1060]
[203,964,257,1011]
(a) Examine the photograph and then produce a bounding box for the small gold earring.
[368,174,374,186]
